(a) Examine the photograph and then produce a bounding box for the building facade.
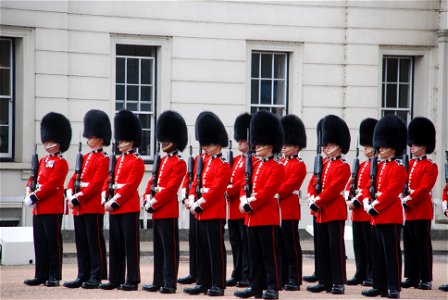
[0,1,447,229]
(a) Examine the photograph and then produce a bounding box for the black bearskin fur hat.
[321,115,351,154]
[195,111,228,147]
[281,114,307,149]
[234,113,251,141]
[83,109,112,146]
[373,115,407,155]
[407,117,436,154]
[250,111,284,154]
[40,112,72,153]
[359,118,378,147]
[157,110,188,151]
[114,110,142,147]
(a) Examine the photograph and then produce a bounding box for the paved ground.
[1,252,447,299]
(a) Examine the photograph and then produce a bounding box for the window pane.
[141,59,153,84]
[271,107,284,118]
[386,84,397,108]
[250,106,258,114]
[0,39,11,68]
[139,114,151,129]
[386,59,398,82]
[127,101,138,111]
[382,110,394,117]
[274,54,286,79]
[382,58,386,82]
[0,125,9,153]
[0,68,10,96]
[382,84,386,107]
[116,85,124,100]
[117,44,155,57]
[261,54,272,78]
[396,111,408,124]
[115,101,124,111]
[141,102,152,112]
[0,99,10,125]
[252,53,259,78]
[127,58,139,84]
[399,84,409,108]
[273,80,285,105]
[260,80,272,104]
[141,86,152,102]
[126,85,138,101]
[116,58,125,83]
[251,80,259,104]
[399,59,411,83]
[140,129,151,156]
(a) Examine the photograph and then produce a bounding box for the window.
[251,51,288,117]
[0,37,14,160]
[115,44,156,159]
[381,56,414,124]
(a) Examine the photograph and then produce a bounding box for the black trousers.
[312,216,319,277]
[403,220,432,282]
[73,214,107,282]
[108,212,140,284]
[248,225,282,291]
[196,219,226,289]
[228,219,249,281]
[316,220,346,287]
[279,220,302,286]
[352,221,372,281]
[33,214,63,281]
[188,213,198,278]
[371,224,402,291]
[152,218,179,288]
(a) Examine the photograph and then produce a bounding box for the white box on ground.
[305,225,354,260]
[0,227,34,265]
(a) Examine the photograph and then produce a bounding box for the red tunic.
[102,151,145,215]
[443,184,448,202]
[307,158,350,224]
[27,153,69,215]
[345,160,371,222]
[278,156,306,221]
[144,152,187,219]
[404,157,438,221]
[368,159,407,225]
[67,149,109,215]
[190,153,231,220]
[227,155,246,220]
[242,157,284,227]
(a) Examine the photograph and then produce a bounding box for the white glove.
[401,195,411,206]
[101,191,107,205]
[66,189,73,199]
[307,195,315,205]
[442,201,447,212]
[363,198,370,213]
[24,196,34,207]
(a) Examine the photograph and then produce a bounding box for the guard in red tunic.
[277,114,307,291]
[361,115,408,299]
[184,111,231,297]
[345,118,377,287]
[142,110,188,294]
[24,112,71,287]
[64,110,111,289]
[234,111,284,300]
[226,113,251,288]
[306,115,351,295]
[99,110,145,291]
[439,182,448,292]
[401,117,438,290]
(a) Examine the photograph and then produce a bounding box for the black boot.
[81,281,100,289]
[44,279,60,287]
[262,290,278,299]
[401,278,418,288]
[63,278,83,288]
[387,290,400,299]
[99,282,120,290]
[331,284,345,294]
[234,288,263,298]
[184,285,208,295]
[142,284,160,292]
[24,278,45,286]
[361,288,387,297]
[306,283,331,293]
[303,273,318,282]
[207,286,225,296]
[178,275,196,284]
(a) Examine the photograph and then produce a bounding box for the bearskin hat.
[234,113,251,141]
[40,112,72,153]
[321,115,351,154]
[316,118,324,145]
[373,115,407,155]
[359,118,378,147]
[407,117,436,154]
[114,110,142,147]
[156,110,188,151]
[195,111,228,147]
[83,109,112,146]
[250,111,284,154]
[281,114,307,149]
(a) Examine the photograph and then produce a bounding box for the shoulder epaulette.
[133,152,141,159]
[220,156,228,163]
[177,154,184,161]
[102,151,108,156]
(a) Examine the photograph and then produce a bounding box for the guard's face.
[323,143,341,157]
[363,146,374,158]
[411,145,426,157]
[43,141,60,154]
[161,141,175,153]
[378,147,395,159]
[118,140,134,153]
[281,145,299,157]
[87,137,104,149]
[238,140,249,153]
[255,145,273,158]
[203,144,220,156]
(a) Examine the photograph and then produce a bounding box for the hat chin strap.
[326,145,340,156]
[379,148,392,155]
[204,145,218,154]
[44,143,58,150]
[118,142,131,151]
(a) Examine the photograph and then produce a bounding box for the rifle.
[348,138,360,201]
[73,141,83,193]
[107,142,116,200]
[369,151,378,201]
[227,139,234,167]
[186,143,194,199]
[150,143,161,197]
[310,130,323,211]
[195,146,204,199]
[29,144,39,192]
[445,151,448,184]
[402,149,410,208]
[243,130,253,198]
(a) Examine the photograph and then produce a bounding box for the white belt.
[292,190,300,195]
[112,183,125,189]
[200,187,210,194]
[154,186,165,192]
[80,182,89,188]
